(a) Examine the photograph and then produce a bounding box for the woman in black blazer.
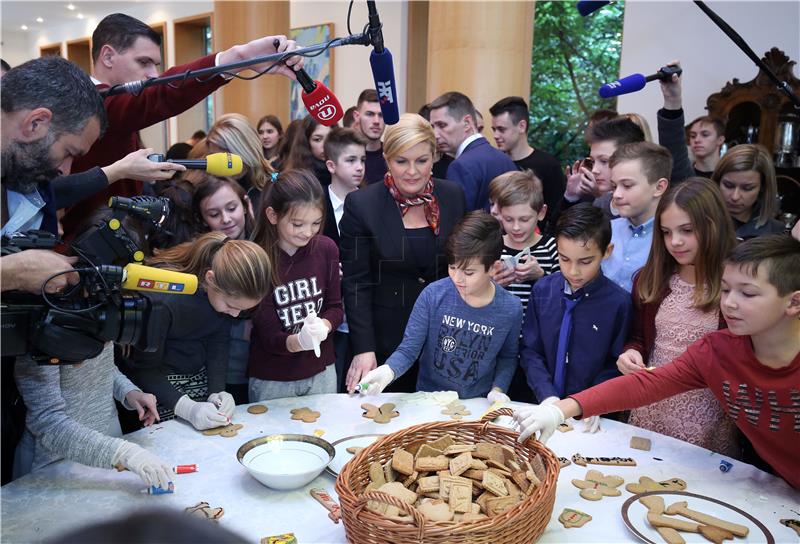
[340,113,467,393]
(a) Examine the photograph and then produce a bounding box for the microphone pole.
[102,33,371,97]
[694,1,799,109]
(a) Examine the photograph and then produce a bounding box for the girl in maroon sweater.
[248,170,343,401]
[618,178,740,455]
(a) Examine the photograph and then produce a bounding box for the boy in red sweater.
[514,235,800,488]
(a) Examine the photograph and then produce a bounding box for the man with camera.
[1,57,173,491]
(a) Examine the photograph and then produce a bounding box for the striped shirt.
[500,236,559,313]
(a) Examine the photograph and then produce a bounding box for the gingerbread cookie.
[441,401,471,420]
[629,436,651,451]
[626,476,687,494]
[558,457,572,468]
[346,446,365,455]
[572,454,636,467]
[557,421,574,433]
[202,423,243,437]
[571,469,624,500]
[780,519,800,537]
[558,507,592,528]
[291,407,321,423]
[185,501,224,521]
[247,404,268,414]
[361,403,399,424]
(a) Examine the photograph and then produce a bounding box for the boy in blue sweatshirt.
[358,211,523,400]
[521,203,631,431]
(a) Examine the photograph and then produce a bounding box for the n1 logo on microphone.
[377,81,394,104]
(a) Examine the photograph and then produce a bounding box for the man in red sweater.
[61,13,303,237]
[514,235,800,489]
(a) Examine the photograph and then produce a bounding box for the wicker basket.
[334,408,559,543]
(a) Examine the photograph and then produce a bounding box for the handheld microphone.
[120,263,198,295]
[296,69,344,126]
[366,0,400,125]
[577,1,611,16]
[598,65,683,99]
[146,152,244,177]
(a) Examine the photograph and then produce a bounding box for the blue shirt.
[386,277,523,398]
[602,216,655,292]
[520,271,632,402]
[1,189,45,236]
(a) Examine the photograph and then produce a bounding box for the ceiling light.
[67,4,76,10]
[36,17,44,23]
[21,24,29,30]
[77,13,84,19]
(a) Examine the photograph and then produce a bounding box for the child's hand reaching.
[616,349,646,375]
[490,260,516,286]
[514,254,545,283]
[565,160,597,200]
[125,390,160,427]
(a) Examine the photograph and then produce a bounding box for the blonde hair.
[622,113,653,142]
[147,231,271,301]
[489,170,544,212]
[711,144,778,228]
[206,113,275,191]
[636,178,736,312]
[383,113,437,161]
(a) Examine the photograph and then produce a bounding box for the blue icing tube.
[141,482,175,495]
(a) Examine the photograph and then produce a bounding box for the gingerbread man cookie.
[247,404,268,414]
[291,407,321,423]
[571,469,624,500]
[780,519,800,537]
[361,403,399,424]
[558,507,592,528]
[625,476,687,494]
[441,401,471,420]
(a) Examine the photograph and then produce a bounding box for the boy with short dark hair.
[686,115,726,177]
[602,141,671,292]
[520,203,631,430]
[322,127,366,392]
[358,211,523,401]
[516,234,800,489]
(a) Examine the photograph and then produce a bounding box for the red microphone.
[296,69,343,126]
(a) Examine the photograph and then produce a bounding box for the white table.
[2,393,798,543]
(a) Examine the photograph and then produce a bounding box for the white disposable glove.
[297,311,329,357]
[358,365,395,395]
[487,388,510,405]
[207,391,235,419]
[540,396,560,406]
[582,415,601,433]
[174,395,229,430]
[113,442,173,490]
[513,404,565,444]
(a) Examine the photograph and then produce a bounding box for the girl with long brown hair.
[617,177,741,456]
[120,232,271,429]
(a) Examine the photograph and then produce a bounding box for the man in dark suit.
[429,92,516,211]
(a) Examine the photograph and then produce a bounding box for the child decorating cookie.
[520,203,632,432]
[247,169,343,401]
[620,178,741,457]
[359,211,523,401]
[515,235,800,489]
[120,232,271,430]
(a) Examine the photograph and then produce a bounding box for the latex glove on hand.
[358,365,395,395]
[207,391,235,420]
[582,415,601,433]
[513,404,565,444]
[298,311,328,357]
[540,396,560,406]
[113,442,173,490]
[487,388,510,405]
[174,395,229,430]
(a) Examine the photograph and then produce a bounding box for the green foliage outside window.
[528,1,625,162]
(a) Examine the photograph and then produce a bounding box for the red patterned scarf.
[383,172,441,235]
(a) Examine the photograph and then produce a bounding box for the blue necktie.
[553,296,580,397]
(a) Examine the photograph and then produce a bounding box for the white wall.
[291,1,407,113]
[618,0,800,134]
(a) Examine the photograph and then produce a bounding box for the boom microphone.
[296,69,344,126]
[598,65,683,99]
[577,1,611,16]
[367,0,400,125]
[120,263,198,295]
[147,152,244,176]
